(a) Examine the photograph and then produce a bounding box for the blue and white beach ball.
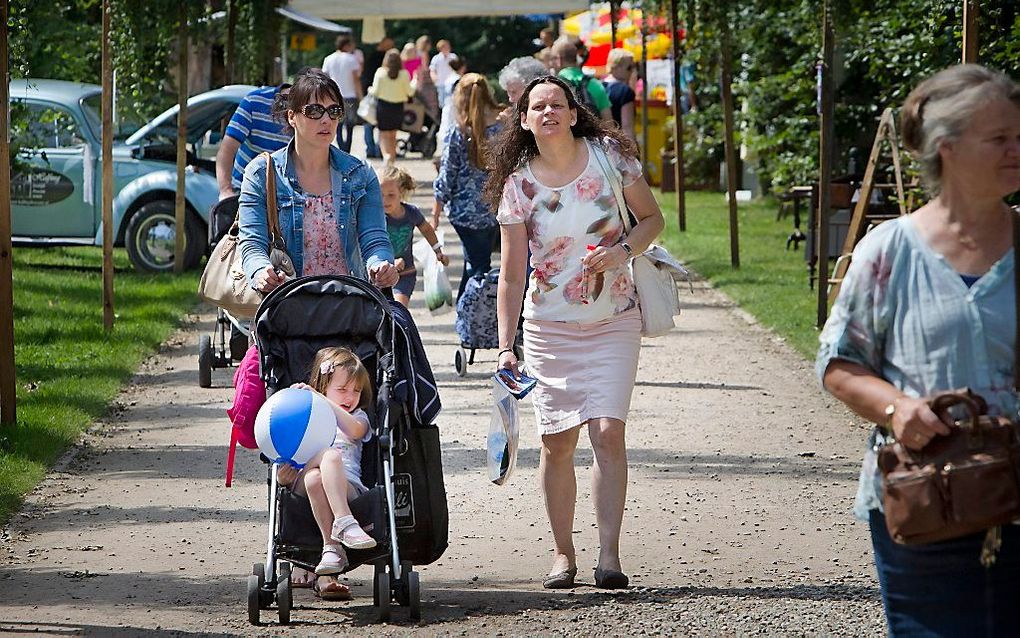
[254,387,337,467]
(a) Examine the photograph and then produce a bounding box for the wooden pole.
[0,0,16,427]
[962,0,978,64]
[610,0,618,49]
[225,0,237,84]
[101,0,114,331]
[816,0,835,328]
[640,11,649,171]
[720,20,740,268]
[670,0,686,231]
[174,3,188,274]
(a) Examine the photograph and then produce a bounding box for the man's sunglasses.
[300,103,344,120]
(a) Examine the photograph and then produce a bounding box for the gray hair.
[498,56,549,91]
[900,64,1020,195]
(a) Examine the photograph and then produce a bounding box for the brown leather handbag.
[877,209,1020,558]
[198,152,295,318]
[878,390,1020,546]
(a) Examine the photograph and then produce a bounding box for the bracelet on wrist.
[431,241,443,251]
[497,347,514,357]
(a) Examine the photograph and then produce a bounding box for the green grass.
[656,191,822,359]
[0,246,201,523]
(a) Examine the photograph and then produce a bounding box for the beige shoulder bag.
[198,152,295,318]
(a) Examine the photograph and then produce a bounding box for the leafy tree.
[670,0,1019,193]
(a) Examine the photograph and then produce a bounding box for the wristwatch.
[620,241,634,257]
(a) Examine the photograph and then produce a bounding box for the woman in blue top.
[818,64,1020,636]
[432,73,503,297]
[239,69,398,293]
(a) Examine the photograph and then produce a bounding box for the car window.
[21,102,86,149]
[80,92,144,141]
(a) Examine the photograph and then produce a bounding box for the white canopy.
[288,0,590,20]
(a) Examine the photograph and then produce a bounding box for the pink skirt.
[522,309,641,436]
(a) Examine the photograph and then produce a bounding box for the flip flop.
[314,576,352,602]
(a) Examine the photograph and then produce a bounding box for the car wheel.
[125,200,204,273]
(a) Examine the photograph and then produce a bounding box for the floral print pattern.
[434,123,502,230]
[301,191,350,277]
[496,139,643,322]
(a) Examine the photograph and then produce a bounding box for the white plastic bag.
[487,378,520,486]
[412,235,454,315]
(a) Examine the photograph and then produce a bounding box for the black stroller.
[246,275,448,625]
[198,195,250,387]
[397,96,439,159]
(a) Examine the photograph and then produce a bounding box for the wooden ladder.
[826,107,914,305]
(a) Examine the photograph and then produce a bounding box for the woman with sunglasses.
[239,69,398,296]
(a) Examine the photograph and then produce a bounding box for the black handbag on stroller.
[245,275,448,625]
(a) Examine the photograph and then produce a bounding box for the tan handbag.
[877,210,1020,563]
[198,152,295,318]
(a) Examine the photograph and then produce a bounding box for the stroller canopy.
[254,276,393,390]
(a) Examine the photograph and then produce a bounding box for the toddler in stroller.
[247,274,448,625]
[276,347,377,590]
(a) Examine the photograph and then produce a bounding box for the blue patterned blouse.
[433,122,501,230]
[816,215,1017,520]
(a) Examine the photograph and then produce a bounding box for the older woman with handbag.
[485,75,664,590]
[238,68,398,295]
[817,64,1020,635]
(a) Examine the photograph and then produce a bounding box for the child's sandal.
[314,544,346,575]
[331,515,377,550]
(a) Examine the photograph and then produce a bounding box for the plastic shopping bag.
[413,236,454,315]
[487,377,520,486]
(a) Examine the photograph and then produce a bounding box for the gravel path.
[0,156,885,636]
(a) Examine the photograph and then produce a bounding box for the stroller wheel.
[407,570,421,620]
[454,347,467,377]
[375,570,391,623]
[198,335,213,388]
[276,562,292,625]
[246,573,261,625]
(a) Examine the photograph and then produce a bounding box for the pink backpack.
[225,344,264,486]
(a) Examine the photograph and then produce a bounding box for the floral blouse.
[496,139,643,322]
[301,191,350,277]
[816,214,1017,520]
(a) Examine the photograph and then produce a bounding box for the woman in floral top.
[485,75,664,591]
[818,65,1020,635]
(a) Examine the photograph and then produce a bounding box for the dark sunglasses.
[300,103,344,120]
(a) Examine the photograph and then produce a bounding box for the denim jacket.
[238,141,394,287]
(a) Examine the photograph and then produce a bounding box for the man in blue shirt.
[215,83,292,200]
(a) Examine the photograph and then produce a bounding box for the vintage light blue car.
[9,80,257,272]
